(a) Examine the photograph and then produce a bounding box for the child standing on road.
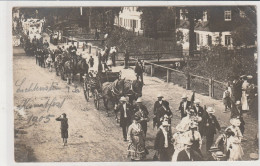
[223,87,231,113]
[56,113,69,146]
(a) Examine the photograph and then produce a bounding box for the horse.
[101,78,125,116]
[113,79,143,122]
[71,57,89,82]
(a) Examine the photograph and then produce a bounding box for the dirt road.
[13,46,258,162]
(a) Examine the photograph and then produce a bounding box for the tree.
[138,7,166,39]
[177,7,204,57]
[231,6,256,47]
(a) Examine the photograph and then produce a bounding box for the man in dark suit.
[178,94,191,119]
[232,76,243,102]
[177,138,203,161]
[134,59,144,85]
[153,94,169,128]
[202,107,221,151]
[117,97,133,141]
[154,121,173,161]
[192,99,205,136]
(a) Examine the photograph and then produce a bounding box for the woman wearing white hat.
[184,122,203,157]
[127,115,146,161]
[171,125,186,161]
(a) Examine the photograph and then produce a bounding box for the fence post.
[167,69,171,83]
[77,41,79,48]
[66,38,68,45]
[209,78,212,97]
[89,45,91,54]
[151,64,154,77]
[186,72,190,90]
[212,78,214,98]
[83,43,85,51]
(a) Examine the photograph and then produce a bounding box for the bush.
[183,45,257,83]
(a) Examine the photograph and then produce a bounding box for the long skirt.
[241,91,249,111]
[127,135,146,160]
[228,143,244,161]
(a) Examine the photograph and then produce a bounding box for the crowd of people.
[110,88,257,161]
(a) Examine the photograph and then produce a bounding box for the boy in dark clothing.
[56,113,69,146]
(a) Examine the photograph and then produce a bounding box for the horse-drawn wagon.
[82,70,121,111]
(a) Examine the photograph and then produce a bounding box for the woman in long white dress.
[171,125,185,161]
[225,118,244,160]
[241,76,249,111]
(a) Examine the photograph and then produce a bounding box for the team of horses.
[22,35,143,121]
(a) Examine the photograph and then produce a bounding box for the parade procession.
[12,6,258,162]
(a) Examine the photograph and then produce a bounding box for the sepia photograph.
[11,4,258,163]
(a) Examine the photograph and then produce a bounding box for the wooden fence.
[143,61,227,99]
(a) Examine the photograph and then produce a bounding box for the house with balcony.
[114,7,143,35]
[176,6,256,50]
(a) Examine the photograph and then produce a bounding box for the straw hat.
[120,96,127,102]
[181,94,188,99]
[162,121,170,126]
[235,101,241,105]
[157,94,164,98]
[136,98,142,103]
[247,75,253,80]
[230,118,241,127]
[194,99,201,104]
[206,107,215,114]
[250,153,259,160]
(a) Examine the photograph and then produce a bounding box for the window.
[240,10,246,18]
[180,9,187,20]
[203,10,207,21]
[196,33,200,45]
[224,10,231,21]
[225,35,232,46]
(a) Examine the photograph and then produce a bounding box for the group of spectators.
[222,75,258,120]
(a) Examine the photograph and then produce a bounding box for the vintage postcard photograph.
[12,4,258,163]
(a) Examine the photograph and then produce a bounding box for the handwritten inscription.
[15,77,61,93]
[17,97,66,112]
[27,114,55,124]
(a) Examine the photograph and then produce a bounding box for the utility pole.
[89,8,92,30]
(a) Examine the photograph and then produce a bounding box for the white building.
[114,7,143,35]
[176,8,242,51]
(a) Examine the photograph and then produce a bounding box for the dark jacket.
[157,106,172,124]
[233,80,243,101]
[118,103,133,127]
[177,149,203,161]
[178,101,191,119]
[201,114,221,136]
[134,62,143,75]
[154,128,172,150]
[192,105,204,117]
[56,117,68,130]
[153,100,169,115]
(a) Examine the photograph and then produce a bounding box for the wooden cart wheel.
[83,82,89,102]
[94,89,100,110]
